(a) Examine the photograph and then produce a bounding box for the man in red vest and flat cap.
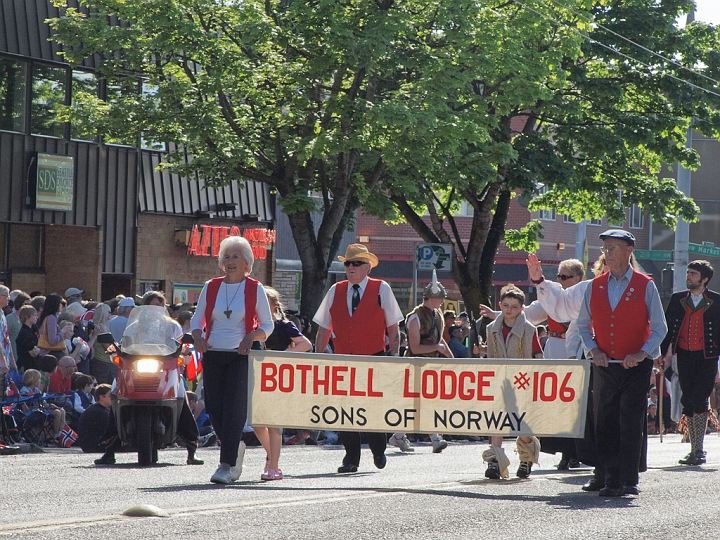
[577,229,667,497]
[314,243,404,474]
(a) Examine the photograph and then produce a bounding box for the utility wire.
[545,0,720,87]
[504,0,720,100]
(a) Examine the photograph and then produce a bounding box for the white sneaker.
[230,441,247,481]
[210,464,233,484]
[432,439,448,453]
[388,435,414,452]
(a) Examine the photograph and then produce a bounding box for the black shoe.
[581,478,605,492]
[337,463,358,473]
[679,451,706,466]
[557,459,569,470]
[517,461,533,478]
[187,455,204,465]
[622,484,639,495]
[485,460,500,479]
[598,485,624,497]
[373,454,387,469]
[94,453,116,465]
[568,458,581,469]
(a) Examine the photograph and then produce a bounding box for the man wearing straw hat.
[314,243,404,474]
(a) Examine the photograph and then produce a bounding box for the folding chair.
[18,409,56,446]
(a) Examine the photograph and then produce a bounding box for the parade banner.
[248,352,591,437]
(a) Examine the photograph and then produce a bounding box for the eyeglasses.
[600,246,624,254]
[344,260,368,267]
[556,274,575,281]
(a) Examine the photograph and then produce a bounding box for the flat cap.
[598,229,635,246]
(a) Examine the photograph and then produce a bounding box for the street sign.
[416,243,452,271]
[634,249,673,261]
[689,242,720,258]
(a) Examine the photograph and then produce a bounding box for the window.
[455,200,474,217]
[0,57,26,132]
[141,82,164,151]
[137,280,164,297]
[104,77,140,146]
[537,186,555,221]
[7,224,43,270]
[563,215,575,223]
[71,69,98,141]
[31,63,67,138]
[630,204,643,229]
[588,218,602,226]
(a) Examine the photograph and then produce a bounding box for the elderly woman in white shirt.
[190,235,274,485]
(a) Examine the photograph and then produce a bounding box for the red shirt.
[48,370,71,395]
[502,323,543,357]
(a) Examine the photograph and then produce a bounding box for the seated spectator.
[48,356,76,395]
[448,326,469,358]
[648,400,659,435]
[19,368,67,443]
[76,384,112,453]
[187,391,215,445]
[72,374,95,416]
[15,306,40,372]
[37,354,58,393]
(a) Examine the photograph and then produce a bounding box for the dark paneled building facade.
[0,0,274,299]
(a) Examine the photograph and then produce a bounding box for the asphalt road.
[1,433,717,539]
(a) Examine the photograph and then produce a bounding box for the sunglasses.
[556,274,575,281]
[344,260,368,267]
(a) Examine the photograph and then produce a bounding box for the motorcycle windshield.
[120,305,179,356]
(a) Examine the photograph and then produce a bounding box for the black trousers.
[676,348,719,416]
[593,359,652,486]
[202,351,248,467]
[339,431,387,467]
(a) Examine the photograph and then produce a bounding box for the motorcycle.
[98,305,191,466]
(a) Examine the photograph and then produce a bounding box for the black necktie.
[351,284,360,314]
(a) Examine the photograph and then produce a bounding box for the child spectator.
[77,384,112,453]
[72,374,95,416]
[19,368,67,443]
[187,391,216,446]
[37,354,59,393]
[15,305,40,372]
[483,284,543,479]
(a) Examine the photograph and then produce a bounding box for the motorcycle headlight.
[135,359,161,373]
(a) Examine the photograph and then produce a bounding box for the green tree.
[51,0,720,318]
[367,0,720,310]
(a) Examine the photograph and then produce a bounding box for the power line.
[545,0,720,88]
[504,0,720,100]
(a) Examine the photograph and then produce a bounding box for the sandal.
[261,468,284,481]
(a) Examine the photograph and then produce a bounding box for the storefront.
[0,1,274,299]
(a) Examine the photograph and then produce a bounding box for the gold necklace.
[224,280,243,319]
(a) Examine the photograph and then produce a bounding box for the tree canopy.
[51,0,720,316]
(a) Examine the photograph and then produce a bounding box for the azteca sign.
[187,225,276,259]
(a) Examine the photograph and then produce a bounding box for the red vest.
[677,304,705,352]
[590,271,651,360]
[203,276,259,342]
[329,278,386,355]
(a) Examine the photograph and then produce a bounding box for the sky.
[690,0,720,25]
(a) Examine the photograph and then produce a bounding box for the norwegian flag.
[58,424,78,448]
[185,344,203,381]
